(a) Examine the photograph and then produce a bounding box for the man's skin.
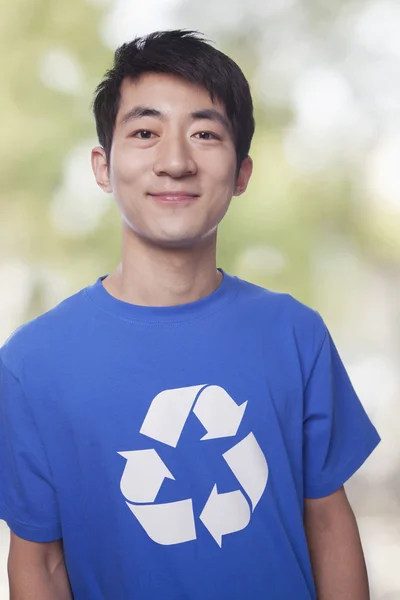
[8,534,72,599]
[8,72,370,599]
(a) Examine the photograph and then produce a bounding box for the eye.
[131,130,156,139]
[194,131,221,141]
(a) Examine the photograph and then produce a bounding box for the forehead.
[116,73,227,121]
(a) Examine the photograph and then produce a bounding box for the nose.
[153,134,197,178]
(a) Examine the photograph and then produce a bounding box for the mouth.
[148,192,200,203]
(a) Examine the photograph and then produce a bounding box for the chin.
[152,236,203,250]
[147,228,215,250]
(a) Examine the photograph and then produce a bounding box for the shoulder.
[1,285,91,377]
[232,275,327,354]
[235,276,325,329]
[231,276,331,389]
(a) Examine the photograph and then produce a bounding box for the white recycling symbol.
[118,385,268,547]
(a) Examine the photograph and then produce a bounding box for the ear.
[91,146,112,193]
[233,156,253,196]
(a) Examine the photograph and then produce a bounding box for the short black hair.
[93,29,255,169]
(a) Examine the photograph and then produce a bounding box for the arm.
[304,486,369,600]
[8,531,73,600]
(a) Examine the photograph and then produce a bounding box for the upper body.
[1,270,379,599]
[1,30,378,600]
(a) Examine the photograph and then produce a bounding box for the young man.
[0,30,379,599]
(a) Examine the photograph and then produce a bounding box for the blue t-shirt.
[0,271,379,599]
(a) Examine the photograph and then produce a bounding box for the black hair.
[93,29,255,169]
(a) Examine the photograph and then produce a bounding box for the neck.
[103,225,222,307]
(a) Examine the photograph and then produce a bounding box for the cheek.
[110,150,149,198]
[202,151,237,186]
[207,166,237,199]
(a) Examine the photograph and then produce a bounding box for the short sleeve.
[0,357,62,541]
[303,326,380,498]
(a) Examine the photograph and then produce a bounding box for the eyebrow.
[191,109,231,132]
[120,105,231,132]
[120,106,162,125]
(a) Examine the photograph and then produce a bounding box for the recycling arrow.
[199,484,251,547]
[193,386,247,440]
[126,499,196,545]
[118,449,174,503]
[223,432,268,510]
[140,385,206,447]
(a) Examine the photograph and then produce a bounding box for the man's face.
[92,72,252,249]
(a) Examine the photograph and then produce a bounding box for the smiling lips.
[149,191,200,203]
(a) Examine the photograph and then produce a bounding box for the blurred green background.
[1,0,400,598]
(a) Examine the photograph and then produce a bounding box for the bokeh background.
[1,0,400,597]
